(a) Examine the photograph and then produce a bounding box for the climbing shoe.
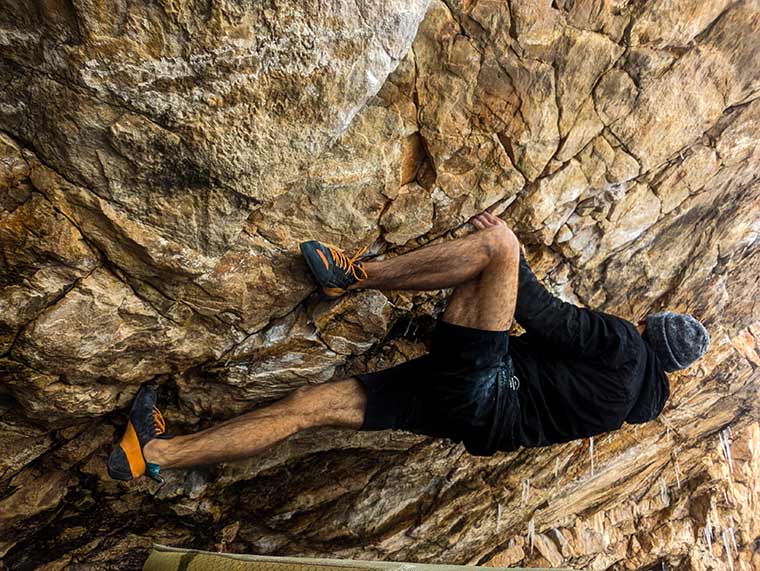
[300,240,368,298]
[107,386,170,484]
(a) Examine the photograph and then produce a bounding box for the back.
[507,311,647,448]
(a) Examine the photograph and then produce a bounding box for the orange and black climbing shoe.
[107,386,171,484]
[300,240,368,298]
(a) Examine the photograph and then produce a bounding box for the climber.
[107,211,710,483]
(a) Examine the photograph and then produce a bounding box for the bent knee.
[288,380,366,429]
[482,223,519,263]
[328,378,367,428]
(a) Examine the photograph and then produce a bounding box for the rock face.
[0,0,759,570]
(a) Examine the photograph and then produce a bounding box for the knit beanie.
[644,312,710,372]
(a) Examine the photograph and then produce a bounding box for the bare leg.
[443,213,520,331]
[354,224,514,292]
[142,215,517,469]
[358,212,520,331]
[143,378,366,469]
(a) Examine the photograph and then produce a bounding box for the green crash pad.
[144,544,568,571]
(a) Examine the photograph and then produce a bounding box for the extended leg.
[143,378,366,469]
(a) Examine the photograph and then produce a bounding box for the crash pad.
[143,544,568,571]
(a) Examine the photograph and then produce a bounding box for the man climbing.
[107,211,709,483]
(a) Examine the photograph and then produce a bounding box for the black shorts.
[357,320,516,456]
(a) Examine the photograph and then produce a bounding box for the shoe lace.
[152,406,166,436]
[327,245,369,281]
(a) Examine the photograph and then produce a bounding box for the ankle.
[351,260,380,289]
[143,438,170,466]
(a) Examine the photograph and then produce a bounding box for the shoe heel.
[106,446,134,481]
[301,243,324,279]
[322,286,345,298]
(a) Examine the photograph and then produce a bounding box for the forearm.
[514,254,622,359]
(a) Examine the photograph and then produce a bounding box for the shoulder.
[594,310,648,364]
[590,309,641,341]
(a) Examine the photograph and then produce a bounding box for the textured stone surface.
[1,0,759,570]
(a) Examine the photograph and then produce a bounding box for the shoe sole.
[107,386,158,481]
[107,446,134,481]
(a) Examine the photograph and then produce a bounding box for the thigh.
[443,248,519,331]
[356,356,431,432]
[413,364,500,452]
[421,320,507,447]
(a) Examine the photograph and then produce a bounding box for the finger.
[480,212,496,226]
[484,211,505,226]
[471,218,486,230]
[477,214,495,228]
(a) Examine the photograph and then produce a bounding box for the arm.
[516,252,633,361]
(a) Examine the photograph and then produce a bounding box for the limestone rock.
[652,145,721,214]
[555,28,624,140]
[0,358,129,425]
[381,184,435,245]
[0,0,430,206]
[629,1,733,47]
[0,135,99,355]
[611,2,760,172]
[0,467,74,558]
[178,307,345,418]
[596,183,661,256]
[515,159,589,244]
[0,414,53,482]
[311,291,394,355]
[0,1,759,570]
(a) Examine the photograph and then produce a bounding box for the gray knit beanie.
[644,312,710,372]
